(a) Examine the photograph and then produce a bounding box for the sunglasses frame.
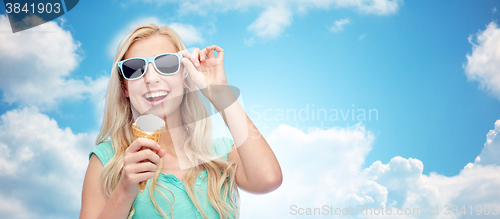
[117,53,184,81]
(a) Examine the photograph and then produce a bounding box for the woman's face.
[122,34,185,120]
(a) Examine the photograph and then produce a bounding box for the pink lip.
[142,89,170,106]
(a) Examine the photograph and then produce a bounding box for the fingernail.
[157,144,161,149]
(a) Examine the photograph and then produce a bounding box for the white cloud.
[0,195,35,219]
[330,0,403,15]
[330,18,351,33]
[88,75,109,126]
[240,123,375,218]
[173,0,403,16]
[240,122,500,219]
[137,0,403,41]
[0,107,95,219]
[360,156,500,219]
[169,22,205,45]
[474,120,500,166]
[107,17,205,59]
[0,15,105,110]
[247,6,293,39]
[464,22,500,100]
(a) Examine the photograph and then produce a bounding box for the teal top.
[89,137,237,219]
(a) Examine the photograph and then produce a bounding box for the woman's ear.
[182,65,189,89]
[122,82,129,97]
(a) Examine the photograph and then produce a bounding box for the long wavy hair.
[95,24,239,219]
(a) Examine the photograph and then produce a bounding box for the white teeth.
[145,91,168,98]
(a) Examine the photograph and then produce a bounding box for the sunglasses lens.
[122,59,146,79]
[155,54,179,74]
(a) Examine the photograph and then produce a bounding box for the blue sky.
[1,0,500,218]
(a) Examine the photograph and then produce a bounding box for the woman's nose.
[144,62,160,83]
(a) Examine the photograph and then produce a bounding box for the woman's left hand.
[179,45,228,102]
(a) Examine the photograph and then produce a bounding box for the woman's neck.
[159,109,186,158]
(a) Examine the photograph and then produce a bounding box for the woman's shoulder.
[89,141,115,166]
[212,136,235,160]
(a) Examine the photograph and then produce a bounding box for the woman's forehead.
[124,35,177,59]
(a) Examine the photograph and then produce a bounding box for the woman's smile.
[142,89,170,105]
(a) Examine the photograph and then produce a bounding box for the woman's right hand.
[119,138,166,195]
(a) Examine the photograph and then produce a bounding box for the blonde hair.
[95,24,239,219]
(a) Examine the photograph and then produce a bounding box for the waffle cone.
[132,123,165,193]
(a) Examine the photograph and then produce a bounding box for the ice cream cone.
[132,123,165,193]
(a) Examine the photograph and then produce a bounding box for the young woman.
[79,24,282,219]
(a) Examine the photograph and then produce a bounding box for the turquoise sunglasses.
[117,53,183,80]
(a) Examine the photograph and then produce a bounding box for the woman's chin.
[139,106,175,120]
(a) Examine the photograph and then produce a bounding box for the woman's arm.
[179,45,283,193]
[80,139,165,219]
[80,154,136,219]
[212,88,283,194]
[180,45,282,194]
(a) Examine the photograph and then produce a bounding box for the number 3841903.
[5,3,61,14]
[444,205,499,216]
